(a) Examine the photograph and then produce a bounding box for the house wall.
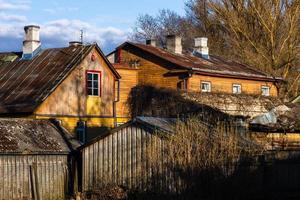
[115,67,138,122]
[0,154,69,200]
[250,132,300,151]
[189,74,278,96]
[119,49,180,89]
[34,48,117,136]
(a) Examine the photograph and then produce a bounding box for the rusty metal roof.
[0,44,119,114]
[117,42,281,82]
[0,118,71,154]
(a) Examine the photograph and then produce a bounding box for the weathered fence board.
[0,155,69,200]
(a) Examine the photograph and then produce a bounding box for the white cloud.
[43,6,79,14]
[0,0,30,10]
[0,12,27,22]
[0,18,129,53]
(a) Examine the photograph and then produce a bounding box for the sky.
[0,0,185,54]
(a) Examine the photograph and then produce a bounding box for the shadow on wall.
[128,84,242,124]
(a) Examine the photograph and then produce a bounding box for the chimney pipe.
[193,37,209,59]
[69,41,83,47]
[166,35,182,54]
[22,25,41,60]
[146,39,156,47]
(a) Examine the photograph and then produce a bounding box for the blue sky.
[0,0,185,53]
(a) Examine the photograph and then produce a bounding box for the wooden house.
[108,36,282,121]
[0,25,121,141]
[0,118,80,200]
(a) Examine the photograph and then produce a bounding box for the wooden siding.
[0,155,69,200]
[119,50,180,89]
[81,125,179,192]
[115,67,138,118]
[189,74,278,96]
[34,48,117,133]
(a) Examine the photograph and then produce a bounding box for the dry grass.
[144,117,264,199]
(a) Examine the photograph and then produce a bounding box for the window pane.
[233,85,241,94]
[93,81,99,88]
[201,82,210,92]
[93,73,99,80]
[87,81,93,88]
[87,73,93,81]
[93,88,99,96]
[87,89,93,95]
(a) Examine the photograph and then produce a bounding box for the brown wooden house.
[0,25,121,141]
[107,36,282,121]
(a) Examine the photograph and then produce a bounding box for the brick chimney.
[146,39,156,47]
[22,25,41,60]
[166,35,182,54]
[193,37,209,59]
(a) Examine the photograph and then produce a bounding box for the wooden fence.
[81,123,300,198]
[81,124,163,191]
[0,154,69,200]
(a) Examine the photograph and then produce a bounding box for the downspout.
[113,79,120,127]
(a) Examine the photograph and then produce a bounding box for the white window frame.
[201,81,211,92]
[261,86,270,96]
[86,71,101,96]
[232,84,242,94]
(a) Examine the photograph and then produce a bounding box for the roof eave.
[191,67,280,82]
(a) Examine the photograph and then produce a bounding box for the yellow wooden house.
[108,36,282,122]
[0,25,120,141]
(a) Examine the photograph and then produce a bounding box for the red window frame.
[86,70,101,97]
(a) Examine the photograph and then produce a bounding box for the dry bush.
[84,185,128,200]
[145,117,264,199]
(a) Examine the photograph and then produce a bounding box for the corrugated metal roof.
[0,45,92,113]
[0,44,120,114]
[117,42,281,81]
[0,118,71,154]
[135,116,176,133]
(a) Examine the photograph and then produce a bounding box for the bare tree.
[131,9,186,47]
[204,0,300,97]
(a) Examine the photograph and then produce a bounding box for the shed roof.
[0,44,120,114]
[113,42,281,82]
[0,118,72,154]
[79,117,177,149]
[249,104,300,132]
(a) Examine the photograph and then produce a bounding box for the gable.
[35,46,117,117]
[0,44,120,114]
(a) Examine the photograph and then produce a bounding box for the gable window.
[201,81,211,92]
[232,84,242,94]
[86,71,101,96]
[261,86,270,96]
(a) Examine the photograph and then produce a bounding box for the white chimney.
[166,35,182,54]
[194,37,209,59]
[22,25,41,59]
[146,39,156,47]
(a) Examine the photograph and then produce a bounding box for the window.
[232,84,241,94]
[86,71,101,96]
[261,86,270,96]
[201,81,211,92]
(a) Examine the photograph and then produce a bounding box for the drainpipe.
[113,79,120,127]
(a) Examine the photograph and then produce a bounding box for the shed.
[79,117,177,192]
[0,118,80,200]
